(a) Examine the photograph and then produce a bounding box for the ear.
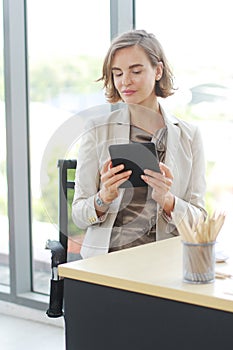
[155,61,163,81]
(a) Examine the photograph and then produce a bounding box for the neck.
[129,103,165,135]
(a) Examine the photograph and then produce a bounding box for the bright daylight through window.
[27,0,110,294]
[136,0,233,253]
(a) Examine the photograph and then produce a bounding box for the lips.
[122,90,136,96]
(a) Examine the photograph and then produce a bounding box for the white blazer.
[72,104,206,259]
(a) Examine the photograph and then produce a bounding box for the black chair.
[46,159,77,318]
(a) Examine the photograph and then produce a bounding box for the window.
[135,0,233,251]
[27,0,110,294]
[1,0,134,309]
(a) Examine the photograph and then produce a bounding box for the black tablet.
[109,142,160,188]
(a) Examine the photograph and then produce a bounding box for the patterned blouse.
[109,124,167,252]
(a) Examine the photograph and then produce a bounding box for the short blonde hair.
[98,29,175,103]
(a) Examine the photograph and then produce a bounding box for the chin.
[122,97,140,105]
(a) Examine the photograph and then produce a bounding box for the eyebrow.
[111,64,144,71]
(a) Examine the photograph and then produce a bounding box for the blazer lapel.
[114,105,131,144]
[162,109,181,194]
[165,122,180,167]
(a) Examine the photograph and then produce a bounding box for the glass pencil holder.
[182,241,216,284]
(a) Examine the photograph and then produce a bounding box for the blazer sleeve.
[171,124,207,228]
[157,125,207,240]
[72,119,107,229]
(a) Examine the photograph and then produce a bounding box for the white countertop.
[58,236,233,313]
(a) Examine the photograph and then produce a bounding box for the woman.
[72,29,207,259]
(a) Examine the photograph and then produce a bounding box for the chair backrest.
[57,159,77,261]
[46,159,77,318]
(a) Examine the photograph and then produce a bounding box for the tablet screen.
[109,142,160,188]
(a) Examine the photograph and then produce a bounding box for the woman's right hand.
[99,159,132,203]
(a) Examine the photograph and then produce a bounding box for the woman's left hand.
[141,162,175,216]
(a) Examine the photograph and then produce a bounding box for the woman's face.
[111,45,162,109]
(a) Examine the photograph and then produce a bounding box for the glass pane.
[0,0,10,287]
[135,0,233,252]
[27,0,110,294]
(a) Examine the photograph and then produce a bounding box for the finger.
[110,164,125,176]
[101,159,112,175]
[142,175,164,190]
[144,165,173,186]
[143,169,164,181]
[115,172,132,188]
[159,162,174,180]
[101,162,125,183]
[102,171,132,202]
[142,173,172,192]
[107,170,132,187]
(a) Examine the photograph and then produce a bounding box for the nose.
[122,73,132,86]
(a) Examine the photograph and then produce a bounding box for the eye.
[112,70,122,77]
[132,70,142,75]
